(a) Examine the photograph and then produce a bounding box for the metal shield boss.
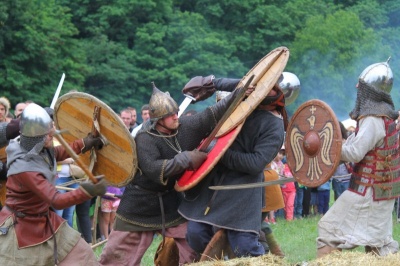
[54,92,137,187]
[285,99,342,187]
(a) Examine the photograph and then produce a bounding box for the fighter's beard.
[157,122,179,134]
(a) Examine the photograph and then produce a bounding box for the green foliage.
[0,0,87,107]
[1,0,400,118]
[289,10,377,119]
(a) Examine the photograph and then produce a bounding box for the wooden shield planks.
[54,92,137,187]
[285,99,342,188]
[175,122,244,192]
[216,47,290,137]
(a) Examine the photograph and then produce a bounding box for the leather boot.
[259,230,270,253]
[265,232,285,258]
[317,245,338,258]
[365,246,379,255]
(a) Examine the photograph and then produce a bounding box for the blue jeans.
[54,176,79,227]
[187,221,264,257]
[317,190,330,214]
[294,187,304,218]
[76,199,92,243]
[332,179,350,200]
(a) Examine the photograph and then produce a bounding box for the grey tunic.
[179,110,284,234]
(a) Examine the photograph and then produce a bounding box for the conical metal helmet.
[278,72,300,105]
[149,82,179,121]
[20,103,53,137]
[358,57,393,93]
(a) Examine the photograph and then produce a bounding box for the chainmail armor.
[117,108,218,228]
[117,79,240,229]
[349,80,398,121]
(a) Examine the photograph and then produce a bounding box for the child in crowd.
[281,162,296,220]
[99,186,125,239]
[271,146,285,223]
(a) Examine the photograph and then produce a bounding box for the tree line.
[0,0,399,120]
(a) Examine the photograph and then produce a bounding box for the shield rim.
[175,122,244,192]
[54,92,137,187]
[216,46,290,137]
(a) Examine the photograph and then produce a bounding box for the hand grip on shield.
[54,129,103,184]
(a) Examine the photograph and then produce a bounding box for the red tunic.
[0,140,91,248]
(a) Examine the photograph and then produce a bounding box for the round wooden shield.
[175,122,244,192]
[54,92,137,187]
[285,99,342,188]
[216,46,290,137]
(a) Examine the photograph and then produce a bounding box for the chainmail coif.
[349,80,398,121]
[20,135,46,153]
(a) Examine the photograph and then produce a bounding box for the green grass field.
[91,213,400,265]
[89,190,400,265]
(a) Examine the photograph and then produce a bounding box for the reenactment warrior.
[317,59,400,257]
[179,74,288,258]
[260,72,301,257]
[0,103,107,265]
[100,77,254,265]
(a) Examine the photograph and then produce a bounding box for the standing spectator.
[294,182,305,219]
[309,188,318,216]
[130,104,151,137]
[14,102,27,118]
[281,161,296,221]
[139,104,150,123]
[75,199,93,244]
[302,187,311,217]
[271,148,285,222]
[120,109,133,132]
[54,155,79,227]
[317,59,399,257]
[127,106,138,131]
[317,179,331,215]
[99,186,125,239]
[0,97,11,122]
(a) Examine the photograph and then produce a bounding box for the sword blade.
[178,95,195,117]
[50,73,66,108]
[209,177,296,190]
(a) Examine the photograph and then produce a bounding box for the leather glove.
[82,133,105,153]
[182,75,216,102]
[80,178,107,197]
[183,149,208,170]
[6,118,20,140]
[163,150,208,179]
